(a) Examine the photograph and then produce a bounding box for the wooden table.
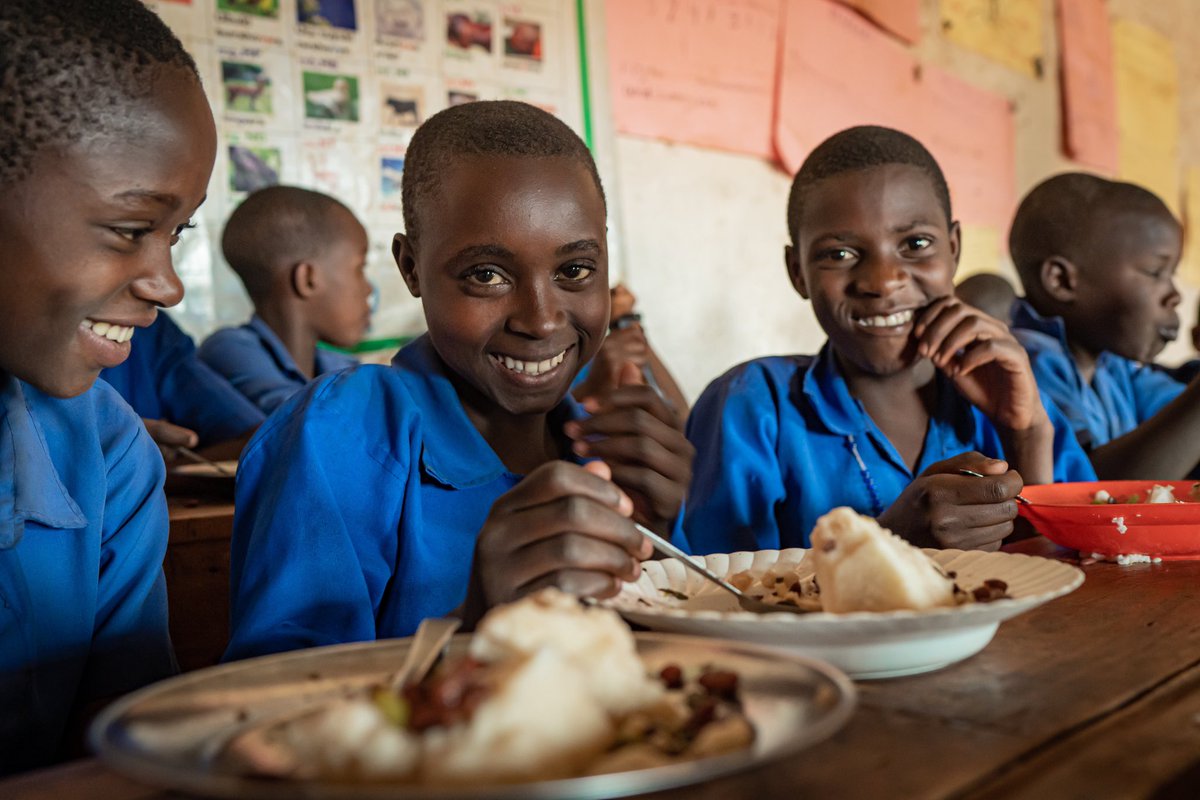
[5,538,1200,799]
[165,485,235,673]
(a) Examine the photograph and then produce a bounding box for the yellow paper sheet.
[1113,19,1181,215]
[955,224,1003,281]
[605,0,782,159]
[1180,167,1200,287]
[939,0,1044,78]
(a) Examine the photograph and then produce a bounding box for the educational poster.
[225,130,295,197]
[774,0,917,175]
[605,0,780,160]
[299,134,375,217]
[1056,0,1118,174]
[939,0,1044,78]
[218,43,295,129]
[377,141,409,215]
[145,0,213,38]
[442,1,496,72]
[295,0,364,57]
[298,55,369,130]
[834,0,920,44]
[1113,18,1181,215]
[215,0,286,46]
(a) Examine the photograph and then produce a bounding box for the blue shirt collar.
[799,341,977,452]
[1011,298,1119,375]
[391,336,588,488]
[0,375,88,548]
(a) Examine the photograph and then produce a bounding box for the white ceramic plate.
[603,549,1084,680]
[90,633,856,800]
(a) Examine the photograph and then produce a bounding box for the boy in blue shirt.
[1008,173,1200,479]
[0,0,216,773]
[226,102,694,660]
[199,186,371,415]
[684,126,1092,554]
[101,313,264,454]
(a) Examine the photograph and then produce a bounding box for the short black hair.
[787,125,952,247]
[0,0,199,187]
[400,100,604,247]
[1008,172,1175,297]
[222,186,360,304]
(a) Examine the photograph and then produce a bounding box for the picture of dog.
[222,62,272,114]
[303,73,359,122]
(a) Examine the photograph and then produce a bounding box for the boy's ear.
[291,262,319,300]
[784,244,810,300]
[1041,256,1079,303]
[948,220,962,268]
[393,233,421,298]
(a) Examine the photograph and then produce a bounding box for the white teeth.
[856,309,914,328]
[83,319,134,343]
[494,350,567,376]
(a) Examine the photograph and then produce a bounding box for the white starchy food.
[470,588,662,715]
[1112,516,1128,534]
[421,647,614,784]
[1147,484,1178,504]
[1093,489,1112,504]
[278,699,421,781]
[811,507,956,613]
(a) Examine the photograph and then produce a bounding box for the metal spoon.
[958,468,1031,504]
[175,445,236,477]
[633,522,814,615]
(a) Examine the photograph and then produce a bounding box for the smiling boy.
[1009,173,1200,479]
[0,0,216,773]
[225,102,692,660]
[683,126,1092,554]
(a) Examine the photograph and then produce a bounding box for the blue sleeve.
[1021,337,1091,446]
[152,319,265,446]
[199,330,306,415]
[224,379,407,661]
[1129,362,1187,423]
[683,366,787,555]
[81,404,176,700]
[1043,395,1097,483]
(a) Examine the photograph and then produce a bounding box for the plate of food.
[90,590,855,799]
[604,508,1084,680]
[1017,480,1200,561]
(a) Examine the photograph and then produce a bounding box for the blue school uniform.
[100,313,264,446]
[0,375,173,774]
[1010,300,1186,450]
[225,335,592,661]
[682,343,1095,554]
[198,315,358,415]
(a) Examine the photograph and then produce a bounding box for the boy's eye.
[819,248,856,265]
[556,263,595,282]
[111,226,151,242]
[904,236,933,251]
[466,267,507,286]
[170,220,197,245]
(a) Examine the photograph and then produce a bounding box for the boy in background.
[955,272,1017,326]
[1009,173,1200,479]
[199,186,372,415]
[684,126,1092,554]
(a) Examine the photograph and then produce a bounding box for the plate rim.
[90,632,857,800]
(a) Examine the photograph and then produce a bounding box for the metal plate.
[90,633,855,799]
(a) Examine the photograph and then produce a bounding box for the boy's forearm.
[1088,380,1200,479]
[998,417,1056,486]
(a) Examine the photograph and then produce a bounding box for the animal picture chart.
[141,0,582,344]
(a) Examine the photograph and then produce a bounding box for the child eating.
[1008,173,1200,479]
[684,126,1092,554]
[225,102,693,660]
[0,0,215,772]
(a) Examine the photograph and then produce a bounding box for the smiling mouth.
[82,318,136,343]
[853,309,915,329]
[490,348,569,377]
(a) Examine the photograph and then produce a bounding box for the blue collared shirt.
[100,313,264,447]
[198,315,359,416]
[1010,299,1186,450]
[225,335,592,661]
[0,375,174,774]
[682,343,1095,554]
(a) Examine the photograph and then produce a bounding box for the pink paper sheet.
[1056,0,1119,173]
[834,0,921,44]
[605,0,782,159]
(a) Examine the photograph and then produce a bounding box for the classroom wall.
[597,0,1200,403]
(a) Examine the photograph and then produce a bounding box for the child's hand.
[914,297,1050,434]
[464,460,652,627]
[568,363,694,533]
[142,418,200,462]
[877,452,1022,550]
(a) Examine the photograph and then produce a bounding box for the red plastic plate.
[1018,480,1200,560]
